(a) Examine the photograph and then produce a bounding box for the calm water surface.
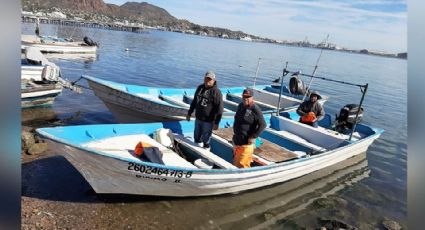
[22,23,407,229]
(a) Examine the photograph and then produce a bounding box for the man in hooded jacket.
[296,91,325,127]
[187,71,224,149]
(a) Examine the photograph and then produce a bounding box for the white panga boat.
[36,105,382,196]
[81,75,327,123]
[21,34,98,54]
[21,47,83,108]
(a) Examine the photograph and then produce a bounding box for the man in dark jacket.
[186,71,224,149]
[296,91,325,127]
[232,89,267,168]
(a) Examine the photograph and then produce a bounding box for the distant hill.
[22,0,255,40]
[23,0,109,13]
[120,2,176,24]
[22,0,178,25]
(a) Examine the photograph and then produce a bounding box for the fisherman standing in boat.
[296,91,325,127]
[186,71,224,149]
[232,89,267,168]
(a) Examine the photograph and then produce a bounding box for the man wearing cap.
[296,91,325,127]
[232,89,267,168]
[186,71,224,149]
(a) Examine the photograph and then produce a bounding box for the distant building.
[35,12,46,17]
[49,11,67,19]
[197,31,207,36]
[240,36,252,41]
[22,11,34,16]
[220,33,229,38]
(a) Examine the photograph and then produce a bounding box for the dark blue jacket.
[232,103,266,145]
[188,83,224,125]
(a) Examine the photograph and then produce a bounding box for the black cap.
[242,89,254,98]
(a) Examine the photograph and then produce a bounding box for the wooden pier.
[22,15,148,33]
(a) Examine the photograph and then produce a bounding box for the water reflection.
[22,151,368,229]
[196,153,368,229]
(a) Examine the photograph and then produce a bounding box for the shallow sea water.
[21,22,407,229]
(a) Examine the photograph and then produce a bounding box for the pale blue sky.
[105,0,407,53]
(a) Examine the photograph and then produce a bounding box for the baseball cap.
[204,71,216,80]
[242,89,254,98]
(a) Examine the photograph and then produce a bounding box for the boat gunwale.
[83,75,291,115]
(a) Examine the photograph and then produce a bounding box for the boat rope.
[69,76,91,90]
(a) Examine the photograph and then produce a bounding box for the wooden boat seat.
[173,134,238,169]
[271,116,347,150]
[265,128,326,152]
[212,128,299,165]
[211,134,275,166]
[84,134,197,169]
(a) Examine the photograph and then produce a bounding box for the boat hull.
[87,80,190,123]
[85,76,302,123]
[21,43,97,54]
[44,134,379,197]
[21,85,62,108]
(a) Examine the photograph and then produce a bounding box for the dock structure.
[22,15,148,34]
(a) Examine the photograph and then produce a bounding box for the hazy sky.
[104,0,407,53]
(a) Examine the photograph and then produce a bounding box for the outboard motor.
[289,75,307,95]
[41,65,61,82]
[334,104,364,132]
[83,36,97,46]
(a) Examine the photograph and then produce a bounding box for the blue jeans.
[194,120,214,145]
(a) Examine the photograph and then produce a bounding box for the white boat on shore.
[21,47,82,108]
[21,34,98,54]
[36,108,382,197]
[21,80,63,108]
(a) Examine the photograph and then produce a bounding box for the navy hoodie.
[188,82,224,125]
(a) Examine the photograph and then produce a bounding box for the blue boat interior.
[37,110,383,170]
[83,75,305,115]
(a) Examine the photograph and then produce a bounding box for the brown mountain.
[23,0,109,12]
[22,0,253,38]
[22,0,178,25]
[120,2,176,23]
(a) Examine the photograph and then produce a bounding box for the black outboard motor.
[334,104,364,132]
[289,75,307,95]
[83,36,97,46]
